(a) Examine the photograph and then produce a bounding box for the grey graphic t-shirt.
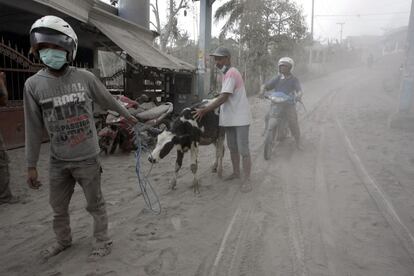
[24,67,132,167]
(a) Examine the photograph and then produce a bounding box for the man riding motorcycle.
[259,57,303,150]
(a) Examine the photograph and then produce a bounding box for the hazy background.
[150,0,412,43]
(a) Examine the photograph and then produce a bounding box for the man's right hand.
[27,167,42,189]
[258,85,266,99]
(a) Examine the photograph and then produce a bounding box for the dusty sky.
[173,0,412,42]
[101,0,412,42]
[296,0,411,41]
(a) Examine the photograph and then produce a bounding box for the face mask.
[39,48,68,70]
[217,65,228,74]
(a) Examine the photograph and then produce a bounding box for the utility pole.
[337,22,345,44]
[391,0,414,129]
[196,0,215,99]
[311,0,315,39]
[405,0,414,80]
[309,0,315,66]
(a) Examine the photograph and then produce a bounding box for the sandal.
[89,241,113,258]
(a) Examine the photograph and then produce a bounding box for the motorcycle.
[98,95,173,154]
[263,91,298,160]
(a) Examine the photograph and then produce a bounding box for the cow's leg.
[216,130,225,179]
[170,149,184,190]
[190,142,199,194]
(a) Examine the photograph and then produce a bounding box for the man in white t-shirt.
[193,46,252,192]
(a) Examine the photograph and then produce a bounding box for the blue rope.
[133,124,161,214]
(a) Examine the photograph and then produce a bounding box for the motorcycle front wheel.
[264,126,278,160]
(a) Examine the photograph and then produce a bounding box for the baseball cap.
[210,46,231,57]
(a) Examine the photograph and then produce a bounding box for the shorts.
[224,125,250,156]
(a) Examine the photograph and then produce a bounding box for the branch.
[150,22,158,30]
[170,0,187,18]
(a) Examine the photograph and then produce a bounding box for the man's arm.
[88,72,137,125]
[24,82,44,189]
[0,72,8,106]
[259,76,279,97]
[24,83,44,168]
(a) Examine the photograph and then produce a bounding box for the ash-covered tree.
[151,0,191,52]
[166,31,198,65]
[214,0,309,93]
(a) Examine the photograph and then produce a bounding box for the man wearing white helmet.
[24,15,137,260]
[259,57,303,150]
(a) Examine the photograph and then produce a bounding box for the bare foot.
[223,173,240,181]
[40,243,71,261]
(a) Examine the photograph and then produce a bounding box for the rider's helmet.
[30,15,78,62]
[278,57,294,72]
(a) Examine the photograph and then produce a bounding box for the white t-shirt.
[219,67,251,126]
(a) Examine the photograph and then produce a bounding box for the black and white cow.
[148,100,225,194]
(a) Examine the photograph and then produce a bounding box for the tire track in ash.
[327,70,414,264]
[202,71,368,275]
[274,76,365,276]
[276,87,344,276]
[313,90,350,275]
[274,70,414,275]
[207,115,296,275]
[280,168,308,276]
[334,116,414,263]
[305,74,399,275]
[207,76,360,276]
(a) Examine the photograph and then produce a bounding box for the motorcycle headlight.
[269,96,288,103]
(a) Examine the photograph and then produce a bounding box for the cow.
[148,100,225,194]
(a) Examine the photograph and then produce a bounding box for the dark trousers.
[265,104,300,142]
[49,157,110,246]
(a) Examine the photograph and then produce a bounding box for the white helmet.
[30,15,78,62]
[278,57,294,71]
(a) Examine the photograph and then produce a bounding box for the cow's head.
[148,130,176,163]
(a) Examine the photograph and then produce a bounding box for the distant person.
[259,57,303,150]
[24,15,137,260]
[193,46,252,193]
[0,72,20,205]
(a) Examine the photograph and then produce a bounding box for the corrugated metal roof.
[33,0,93,23]
[89,7,195,71]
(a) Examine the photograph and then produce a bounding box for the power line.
[315,11,409,17]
